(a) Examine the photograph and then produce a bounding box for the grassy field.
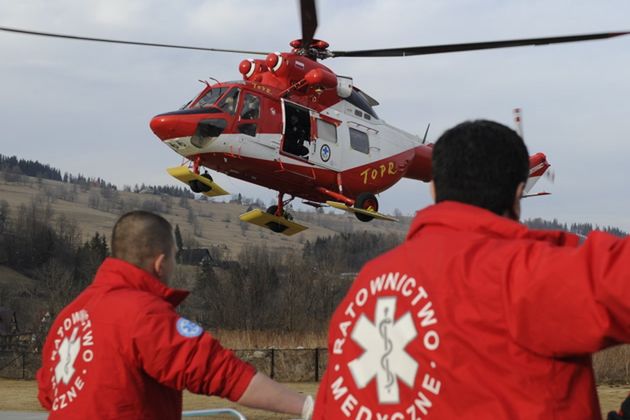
[1,379,627,418]
[0,379,315,419]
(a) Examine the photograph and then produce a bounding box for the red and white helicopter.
[2,1,627,235]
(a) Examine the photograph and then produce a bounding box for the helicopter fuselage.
[150,50,547,207]
[150,78,433,204]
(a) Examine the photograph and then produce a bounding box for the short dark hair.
[432,120,529,215]
[111,211,174,268]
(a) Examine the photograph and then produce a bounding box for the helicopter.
[1,1,628,235]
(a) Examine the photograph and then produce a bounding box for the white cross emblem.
[54,327,81,385]
[348,297,418,404]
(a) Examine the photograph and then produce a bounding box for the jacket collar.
[407,201,579,247]
[92,257,189,306]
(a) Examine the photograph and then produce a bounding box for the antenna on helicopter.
[513,108,524,139]
[514,108,556,185]
[422,123,431,144]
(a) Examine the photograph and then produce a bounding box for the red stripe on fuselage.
[197,148,548,203]
[198,148,418,203]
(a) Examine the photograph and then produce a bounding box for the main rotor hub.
[290,39,332,60]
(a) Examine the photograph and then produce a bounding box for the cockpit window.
[190,87,228,109]
[346,89,378,119]
[217,88,240,115]
[240,94,260,120]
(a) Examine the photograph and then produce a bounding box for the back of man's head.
[432,120,530,216]
[111,211,174,270]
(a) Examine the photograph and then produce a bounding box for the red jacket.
[37,258,256,419]
[314,201,630,419]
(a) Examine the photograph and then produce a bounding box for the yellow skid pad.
[239,209,308,236]
[326,201,399,222]
[167,166,229,198]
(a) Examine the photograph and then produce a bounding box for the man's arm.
[36,366,52,410]
[133,309,256,401]
[505,231,630,356]
[132,308,312,417]
[237,372,311,418]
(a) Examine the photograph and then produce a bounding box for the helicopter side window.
[218,88,240,115]
[240,94,260,120]
[237,94,260,138]
[317,119,337,143]
[191,87,227,109]
[349,127,369,154]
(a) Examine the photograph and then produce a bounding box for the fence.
[3,343,630,383]
[0,343,328,381]
[0,333,41,379]
[235,348,328,382]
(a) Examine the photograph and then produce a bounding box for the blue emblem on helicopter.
[320,144,331,162]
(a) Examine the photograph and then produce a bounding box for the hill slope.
[0,173,410,255]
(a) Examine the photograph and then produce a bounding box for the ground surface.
[1,379,628,419]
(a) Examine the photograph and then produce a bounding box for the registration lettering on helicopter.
[360,162,398,184]
[252,83,272,94]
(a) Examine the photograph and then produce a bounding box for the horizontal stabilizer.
[523,191,551,198]
[326,201,399,222]
[167,166,229,197]
[239,209,308,236]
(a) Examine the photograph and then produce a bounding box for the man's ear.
[430,181,436,203]
[153,253,166,278]
[512,182,526,220]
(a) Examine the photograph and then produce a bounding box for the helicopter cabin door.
[307,114,341,170]
[282,101,312,160]
[282,100,340,170]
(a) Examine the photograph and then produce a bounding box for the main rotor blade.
[331,31,630,58]
[300,0,318,46]
[0,26,269,55]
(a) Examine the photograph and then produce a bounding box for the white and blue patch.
[320,144,331,162]
[176,317,203,338]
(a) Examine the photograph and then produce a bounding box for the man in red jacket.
[314,120,630,419]
[37,210,313,419]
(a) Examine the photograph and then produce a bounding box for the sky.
[1,0,629,230]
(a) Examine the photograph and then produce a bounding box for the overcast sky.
[1,0,629,230]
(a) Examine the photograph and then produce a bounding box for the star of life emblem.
[349,296,418,404]
[55,327,81,385]
[49,309,94,411]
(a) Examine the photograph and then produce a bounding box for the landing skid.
[326,201,399,222]
[167,166,229,197]
[239,209,308,236]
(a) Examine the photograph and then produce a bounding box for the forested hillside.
[0,159,627,340]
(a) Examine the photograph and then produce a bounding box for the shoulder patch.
[176,317,203,338]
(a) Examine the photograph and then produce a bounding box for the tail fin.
[514,108,552,197]
[524,152,551,195]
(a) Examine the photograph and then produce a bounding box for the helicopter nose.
[150,114,182,141]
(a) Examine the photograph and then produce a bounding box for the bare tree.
[34,258,77,316]
[0,199,9,233]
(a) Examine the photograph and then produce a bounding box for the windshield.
[217,88,240,115]
[189,87,228,109]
